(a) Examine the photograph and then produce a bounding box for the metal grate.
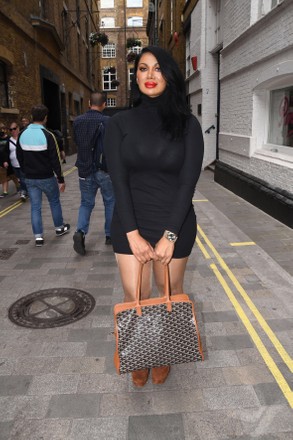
[15,240,30,245]
[0,248,17,260]
[8,288,96,329]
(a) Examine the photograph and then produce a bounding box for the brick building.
[147,0,186,75]
[98,0,149,110]
[0,0,101,154]
[183,0,293,227]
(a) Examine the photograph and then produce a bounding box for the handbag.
[114,264,203,374]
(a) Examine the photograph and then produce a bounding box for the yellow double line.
[196,224,293,408]
[0,200,23,218]
[0,167,77,219]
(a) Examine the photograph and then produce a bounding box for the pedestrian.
[104,46,204,386]
[17,104,70,246]
[0,122,10,197]
[7,122,28,201]
[20,117,30,130]
[0,122,20,197]
[73,91,115,255]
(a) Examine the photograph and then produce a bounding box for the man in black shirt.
[73,91,115,255]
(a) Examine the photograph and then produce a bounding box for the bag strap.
[135,264,172,315]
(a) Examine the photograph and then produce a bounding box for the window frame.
[107,98,116,107]
[102,43,116,58]
[103,69,118,91]
[127,16,143,27]
[126,0,143,7]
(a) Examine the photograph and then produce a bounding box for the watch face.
[167,231,177,242]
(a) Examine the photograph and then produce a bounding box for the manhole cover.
[0,248,17,260]
[8,288,96,328]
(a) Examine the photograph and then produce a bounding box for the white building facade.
[184,0,293,227]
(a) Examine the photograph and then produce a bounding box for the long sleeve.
[104,116,138,233]
[165,116,204,235]
[45,130,64,183]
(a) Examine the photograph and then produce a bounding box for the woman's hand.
[127,230,156,264]
[3,162,8,169]
[154,236,175,265]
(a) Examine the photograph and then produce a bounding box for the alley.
[0,155,292,440]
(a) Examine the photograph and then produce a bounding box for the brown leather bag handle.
[135,264,172,315]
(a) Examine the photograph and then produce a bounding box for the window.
[259,0,282,17]
[103,69,118,90]
[101,17,115,28]
[107,98,116,107]
[130,46,142,55]
[129,67,134,89]
[268,86,293,147]
[127,16,143,26]
[102,43,116,58]
[74,99,80,116]
[101,0,114,7]
[127,0,143,6]
[0,61,8,108]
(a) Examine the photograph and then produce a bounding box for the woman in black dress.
[104,46,204,386]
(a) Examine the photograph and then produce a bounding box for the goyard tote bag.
[114,264,203,374]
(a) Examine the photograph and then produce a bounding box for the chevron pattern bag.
[114,265,203,374]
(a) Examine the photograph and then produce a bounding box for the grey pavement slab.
[128,413,185,440]
[0,161,292,438]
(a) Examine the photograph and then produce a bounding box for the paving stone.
[203,385,260,409]
[58,356,105,374]
[152,388,205,413]
[223,363,275,386]
[128,413,185,440]
[67,328,110,342]
[0,358,16,375]
[69,417,128,440]
[209,335,254,350]
[253,382,287,406]
[0,375,32,396]
[196,350,240,368]
[232,404,293,437]
[78,372,128,393]
[40,342,87,357]
[202,311,239,322]
[9,419,71,440]
[0,395,50,421]
[0,421,14,440]
[184,409,244,440]
[47,393,100,418]
[86,340,115,357]
[100,391,153,416]
[28,374,79,395]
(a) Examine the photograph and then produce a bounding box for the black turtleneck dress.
[104,94,204,258]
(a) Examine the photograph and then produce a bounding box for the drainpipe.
[216,50,221,161]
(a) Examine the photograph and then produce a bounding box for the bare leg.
[115,254,152,302]
[153,257,188,296]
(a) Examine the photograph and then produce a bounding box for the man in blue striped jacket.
[17,104,70,247]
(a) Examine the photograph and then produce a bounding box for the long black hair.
[131,46,191,139]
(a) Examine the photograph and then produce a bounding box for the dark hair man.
[17,104,70,246]
[73,91,115,255]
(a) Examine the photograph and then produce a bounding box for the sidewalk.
[0,156,292,440]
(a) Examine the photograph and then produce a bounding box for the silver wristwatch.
[164,230,178,243]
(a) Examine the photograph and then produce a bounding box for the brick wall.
[0,0,99,153]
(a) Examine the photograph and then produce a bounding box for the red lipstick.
[145,82,157,88]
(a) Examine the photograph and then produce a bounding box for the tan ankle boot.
[131,368,149,387]
[151,365,170,384]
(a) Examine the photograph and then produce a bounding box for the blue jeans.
[13,167,28,195]
[25,177,64,237]
[76,170,115,236]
